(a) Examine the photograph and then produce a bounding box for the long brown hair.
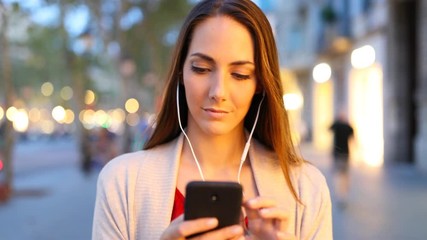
[144,0,303,202]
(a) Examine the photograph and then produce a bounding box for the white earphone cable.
[237,92,265,183]
[177,84,264,183]
[177,85,206,181]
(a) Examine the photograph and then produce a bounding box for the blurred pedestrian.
[93,1,332,239]
[329,110,354,207]
[91,127,118,169]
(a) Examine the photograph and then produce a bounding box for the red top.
[170,188,248,227]
[171,188,185,221]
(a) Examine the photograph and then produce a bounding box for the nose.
[209,71,227,102]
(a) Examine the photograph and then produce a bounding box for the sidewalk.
[298,143,427,240]
[0,166,98,240]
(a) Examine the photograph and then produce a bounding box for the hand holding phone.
[184,181,243,237]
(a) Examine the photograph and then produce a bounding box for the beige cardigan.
[92,135,333,239]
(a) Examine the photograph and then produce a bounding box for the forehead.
[187,16,254,62]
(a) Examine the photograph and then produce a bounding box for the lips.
[202,107,229,119]
[203,107,228,113]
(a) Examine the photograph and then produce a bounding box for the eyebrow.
[190,52,254,66]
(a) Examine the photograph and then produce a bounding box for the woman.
[92,0,332,239]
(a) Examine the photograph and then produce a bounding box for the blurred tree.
[0,0,193,185]
[0,2,16,201]
[86,0,191,152]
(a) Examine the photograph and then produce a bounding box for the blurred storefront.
[272,0,427,170]
[386,0,427,170]
[280,69,305,145]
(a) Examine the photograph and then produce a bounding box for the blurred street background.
[1,0,427,239]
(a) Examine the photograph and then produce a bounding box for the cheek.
[232,84,257,108]
[183,77,203,107]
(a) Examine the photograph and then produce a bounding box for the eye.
[232,73,251,80]
[191,65,210,74]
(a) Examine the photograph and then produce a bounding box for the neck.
[182,126,247,173]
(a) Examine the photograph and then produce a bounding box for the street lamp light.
[351,45,376,69]
[313,63,332,83]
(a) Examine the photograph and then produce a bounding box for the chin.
[199,123,239,137]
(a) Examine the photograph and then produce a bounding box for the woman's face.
[182,16,257,136]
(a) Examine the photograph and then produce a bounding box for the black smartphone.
[184,181,243,237]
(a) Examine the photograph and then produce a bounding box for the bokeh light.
[13,109,29,132]
[312,63,332,83]
[60,86,74,100]
[283,93,303,111]
[85,90,96,105]
[6,106,17,121]
[351,45,376,69]
[63,109,75,124]
[125,98,139,113]
[41,82,54,96]
[52,106,66,123]
[94,110,109,127]
[29,108,41,122]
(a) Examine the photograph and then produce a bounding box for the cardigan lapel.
[136,134,301,238]
[249,139,293,207]
[135,135,184,239]
[248,139,298,234]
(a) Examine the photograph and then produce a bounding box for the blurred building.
[272,0,427,170]
[387,0,427,170]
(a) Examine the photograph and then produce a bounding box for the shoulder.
[97,139,178,186]
[291,162,330,201]
[292,163,333,238]
[98,151,144,180]
[294,163,327,185]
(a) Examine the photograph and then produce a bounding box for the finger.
[192,225,244,240]
[173,218,218,238]
[259,208,291,232]
[243,197,277,210]
[243,197,277,220]
[259,208,289,220]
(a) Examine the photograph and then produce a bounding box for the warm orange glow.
[85,90,96,105]
[313,80,334,150]
[29,108,41,122]
[281,69,304,145]
[349,64,384,167]
[52,106,66,123]
[13,109,29,132]
[6,106,17,121]
[82,109,95,126]
[125,98,139,113]
[63,109,75,124]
